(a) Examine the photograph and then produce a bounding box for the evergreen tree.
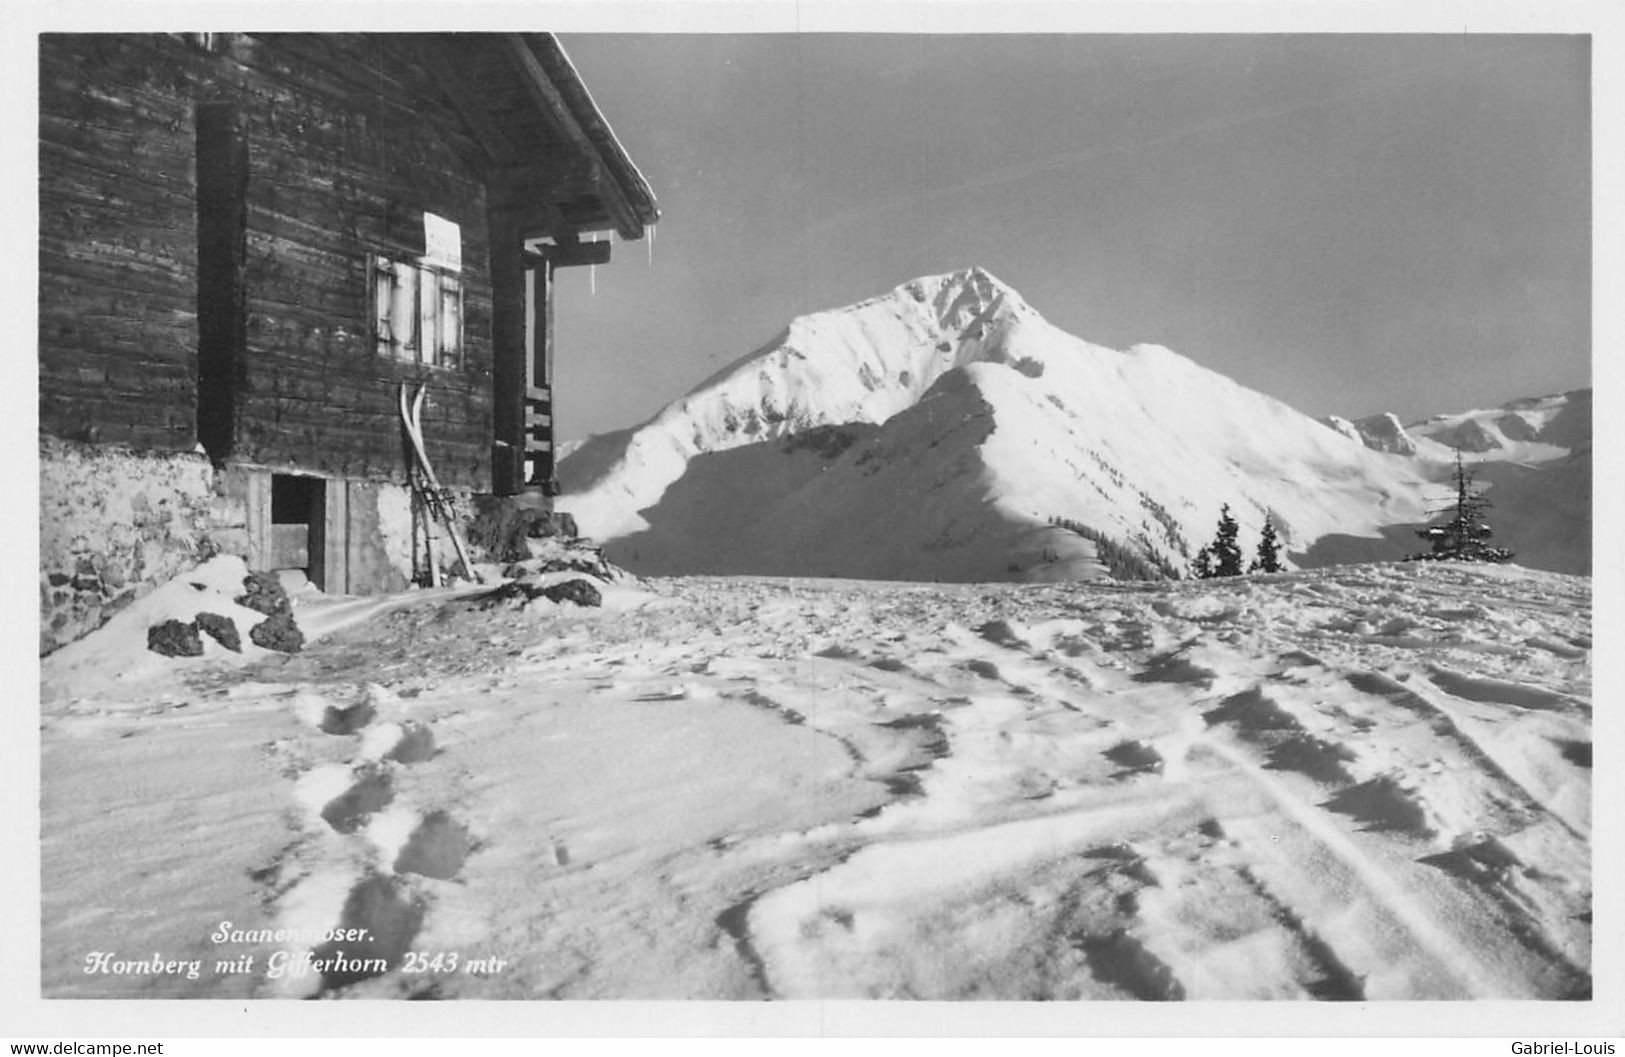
[1250,516,1283,573]
[1212,504,1243,577]
[1193,505,1244,579]
[1408,450,1514,564]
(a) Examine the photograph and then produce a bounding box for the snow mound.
[40,556,292,704]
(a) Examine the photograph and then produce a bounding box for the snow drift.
[40,558,1592,1001]
[559,269,1588,580]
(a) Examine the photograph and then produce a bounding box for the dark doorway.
[270,474,327,588]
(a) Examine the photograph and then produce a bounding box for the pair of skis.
[399,382,480,586]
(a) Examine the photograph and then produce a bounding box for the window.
[372,255,463,367]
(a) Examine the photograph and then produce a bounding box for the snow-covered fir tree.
[1250,516,1283,573]
[1194,505,1244,578]
[1213,505,1244,577]
[1408,450,1514,564]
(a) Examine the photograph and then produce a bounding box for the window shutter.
[391,263,419,360]
[372,256,395,356]
[439,274,463,366]
[418,267,438,366]
[371,254,461,366]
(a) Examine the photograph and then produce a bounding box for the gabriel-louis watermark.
[1511,1044,1616,1055]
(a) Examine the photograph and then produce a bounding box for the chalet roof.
[523,34,660,237]
[492,33,660,241]
[224,33,657,240]
[281,32,661,242]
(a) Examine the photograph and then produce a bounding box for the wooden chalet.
[38,32,658,650]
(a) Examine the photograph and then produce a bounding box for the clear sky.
[549,33,1589,442]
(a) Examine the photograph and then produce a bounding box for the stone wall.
[39,437,223,654]
[41,436,487,654]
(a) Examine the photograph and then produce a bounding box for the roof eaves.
[526,32,660,235]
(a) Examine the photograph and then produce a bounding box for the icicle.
[590,233,597,296]
[647,223,655,268]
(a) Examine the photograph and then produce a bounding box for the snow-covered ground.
[39,555,1592,1003]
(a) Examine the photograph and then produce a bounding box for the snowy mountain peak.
[1405,389,1588,458]
[1322,389,1589,464]
[559,268,1059,538]
[561,273,1589,579]
[790,265,1040,370]
[895,265,1034,330]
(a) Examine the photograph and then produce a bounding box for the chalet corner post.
[487,231,617,503]
[488,207,527,497]
[194,100,248,463]
[524,249,557,494]
[520,239,615,499]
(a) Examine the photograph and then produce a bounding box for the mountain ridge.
[559,269,1589,579]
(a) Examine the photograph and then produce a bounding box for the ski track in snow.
[39,561,1590,999]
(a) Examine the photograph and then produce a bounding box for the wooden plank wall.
[229,34,496,492]
[39,34,501,491]
[38,35,204,451]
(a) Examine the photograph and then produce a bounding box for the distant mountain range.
[559,269,1590,579]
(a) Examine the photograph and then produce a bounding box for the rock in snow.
[146,618,203,657]
[560,268,1589,580]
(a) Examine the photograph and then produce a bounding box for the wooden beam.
[523,257,558,488]
[502,33,643,240]
[408,39,518,167]
[490,156,593,186]
[487,204,527,496]
[320,477,347,594]
[534,204,574,242]
[490,200,574,243]
[525,240,611,269]
[195,101,248,463]
[488,155,597,204]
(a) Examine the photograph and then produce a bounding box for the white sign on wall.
[423,212,462,271]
